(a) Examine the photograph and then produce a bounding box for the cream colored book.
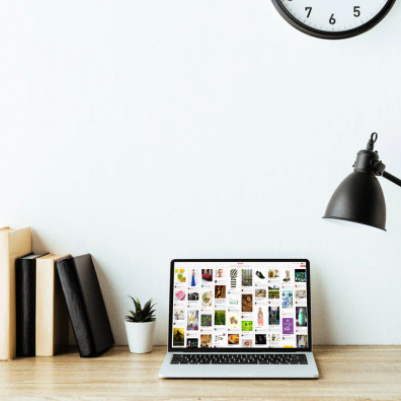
[36,254,70,356]
[0,227,32,360]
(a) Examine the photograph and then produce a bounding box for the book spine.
[0,228,32,360]
[16,257,36,357]
[35,259,54,356]
[56,258,96,357]
[0,231,10,360]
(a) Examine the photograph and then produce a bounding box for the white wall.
[1,0,401,345]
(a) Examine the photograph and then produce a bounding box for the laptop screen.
[169,260,311,352]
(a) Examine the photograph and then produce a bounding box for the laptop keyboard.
[171,353,308,365]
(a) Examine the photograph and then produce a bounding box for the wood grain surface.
[0,345,400,400]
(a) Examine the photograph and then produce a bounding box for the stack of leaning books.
[0,227,114,360]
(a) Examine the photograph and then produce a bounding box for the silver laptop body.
[159,259,319,379]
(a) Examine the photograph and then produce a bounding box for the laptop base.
[159,352,319,379]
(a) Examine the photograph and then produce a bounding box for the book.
[0,227,32,360]
[16,253,45,357]
[36,254,70,356]
[56,254,114,357]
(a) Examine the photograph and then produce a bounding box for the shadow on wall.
[31,228,49,255]
[92,256,123,345]
[311,266,335,345]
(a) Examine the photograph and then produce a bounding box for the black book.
[56,254,114,357]
[16,253,45,357]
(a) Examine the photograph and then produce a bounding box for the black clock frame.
[271,0,397,39]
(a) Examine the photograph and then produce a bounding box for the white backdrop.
[1,0,401,345]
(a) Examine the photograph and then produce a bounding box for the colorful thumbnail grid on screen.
[172,262,309,349]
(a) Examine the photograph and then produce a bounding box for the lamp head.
[323,133,387,231]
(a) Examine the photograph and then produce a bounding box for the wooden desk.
[1,345,400,400]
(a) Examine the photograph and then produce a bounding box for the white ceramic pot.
[125,320,156,353]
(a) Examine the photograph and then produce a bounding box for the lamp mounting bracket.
[356,132,401,187]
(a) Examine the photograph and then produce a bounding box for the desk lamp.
[323,133,401,230]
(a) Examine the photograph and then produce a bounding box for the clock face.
[272,0,396,39]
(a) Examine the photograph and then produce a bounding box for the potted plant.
[125,296,156,353]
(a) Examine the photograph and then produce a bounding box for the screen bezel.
[168,259,312,353]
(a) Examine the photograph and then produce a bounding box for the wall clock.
[272,0,396,39]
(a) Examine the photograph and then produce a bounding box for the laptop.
[159,259,319,379]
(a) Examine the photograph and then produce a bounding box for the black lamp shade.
[323,171,386,230]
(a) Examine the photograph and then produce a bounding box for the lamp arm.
[383,171,401,187]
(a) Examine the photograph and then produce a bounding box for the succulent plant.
[125,296,156,323]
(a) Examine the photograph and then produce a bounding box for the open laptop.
[159,259,319,379]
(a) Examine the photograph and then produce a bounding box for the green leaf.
[127,295,156,322]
